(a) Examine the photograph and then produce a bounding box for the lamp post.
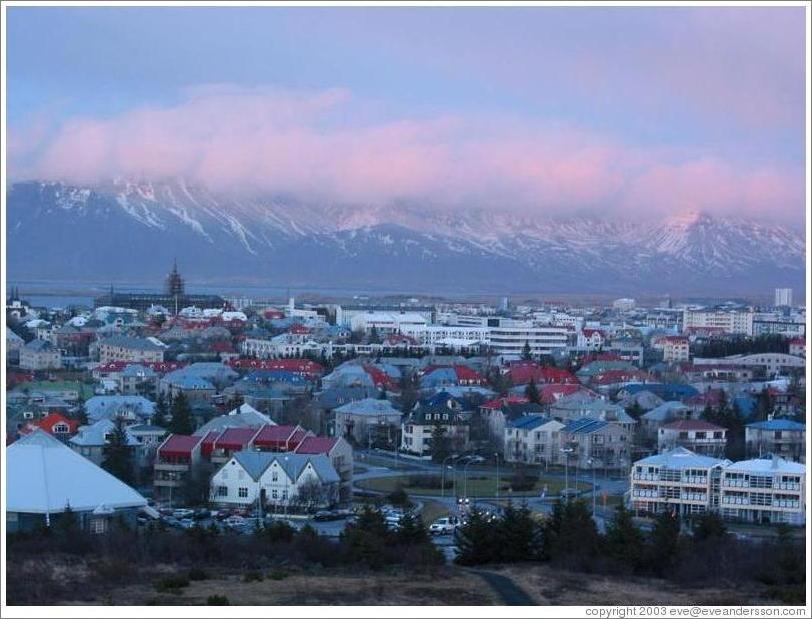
[494,452,501,505]
[463,457,474,501]
[587,457,597,515]
[441,454,456,499]
[560,447,574,499]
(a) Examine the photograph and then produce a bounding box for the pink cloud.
[9,86,804,224]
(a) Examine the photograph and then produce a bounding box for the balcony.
[154,462,190,472]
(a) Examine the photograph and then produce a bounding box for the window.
[217,486,228,497]
[272,471,278,482]
[53,424,69,434]
[272,489,278,499]
[89,518,108,534]
[238,487,249,498]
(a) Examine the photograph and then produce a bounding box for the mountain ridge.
[6,180,805,295]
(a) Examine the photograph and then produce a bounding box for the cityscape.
[2,2,809,617]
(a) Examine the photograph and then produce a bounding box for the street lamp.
[494,452,501,505]
[587,457,597,515]
[441,454,456,499]
[560,447,574,499]
[463,457,474,500]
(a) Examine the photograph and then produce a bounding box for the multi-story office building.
[682,309,754,336]
[774,288,793,307]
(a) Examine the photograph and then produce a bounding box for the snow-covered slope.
[6,180,805,294]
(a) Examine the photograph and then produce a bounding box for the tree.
[692,511,727,543]
[521,340,533,361]
[626,401,644,421]
[646,509,682,576]
[368,326,381,345]
[102,419,134,485]
[541,499,600,568]
[153,392,169,428]
[604,503,645,572]
[396,511,431,546]
[455,508,501,565]
[755,387,774,422]
[499,502,541,562]
[169,391,194,435]
[429,422,452,463]
[524,379,540,404]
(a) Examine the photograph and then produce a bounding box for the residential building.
[97,335,166,364]
[630,447,729,518]
[774,288,793,307]
[746,419,805,462]
[789,337,806,358]
[153,434,205,503]
[209,451,339,511]
[333,398,402,447]
[720,457,805,525]
[693,353,804,378]
[504,415,565,466]
[657,336,690,363]
[19,339,62,371]
[682,309,754,336]
[560,418,631,471]
[117,364,159,397]
[401,393,471,457]
[657,420,727,457]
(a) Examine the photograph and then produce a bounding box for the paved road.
[470,570,536,605]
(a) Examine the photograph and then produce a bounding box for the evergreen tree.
[430,422,452,463]
[524,379,540,404]
[692,511,728,543]
[368,326,381,345]
[498,502,541,562]
[102,419,134,485]
[541,499,600,567]
[755,387,774,421]
[396,511,431,545]
[455,508,501,565]
[604,503,645,571]
[521,340,533,361]
[154,392,169,428]
[646,509,682,576]
[626,401,644,421]
[169,391,194,435]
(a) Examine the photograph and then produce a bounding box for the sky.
[5,6,808,226]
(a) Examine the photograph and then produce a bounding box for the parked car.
[223,515,246,528]
[384,514,403,530]
[173,508,195,519]
[178,518,196,529]
[429,515,460,535]
[313,509,346,521]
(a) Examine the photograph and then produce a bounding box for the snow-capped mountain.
[6,180,805,295]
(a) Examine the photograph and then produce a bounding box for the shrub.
[207,594,229,605]
[188,568,208,581]
[154,575,190,593]
[243,570,264,583]
[268,568,289,580]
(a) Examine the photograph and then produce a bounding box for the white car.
[173,508,195,519]
[429,516,460,535]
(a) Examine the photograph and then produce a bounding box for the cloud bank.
[8,85,804,224]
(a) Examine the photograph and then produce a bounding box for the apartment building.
[97,335,166,364]
[561,418,631,471]
[657,420,727,457]
[720,457,805,525]
[503,415,564,466]
[745,419,805,462]
[682,309,754,336]
[486,318,570,357]
[630,448,729,518]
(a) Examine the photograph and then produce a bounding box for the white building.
[682,309,754,336]
[19,339,62,371]
[657,420,727,457]
[654,335,690,363]
[613,298,636,311]
[693,353,805,377]
[504,415,565,466]
[630,448,730,518]
[486,318,570,358]
[349,311,428,335]
[720,457,805,525]
[774,288,793,307]
[209,451,340,511]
